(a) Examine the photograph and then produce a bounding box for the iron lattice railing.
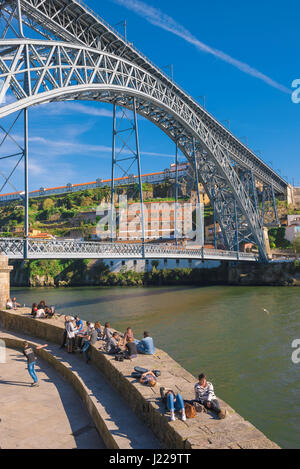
[0,238,258,261]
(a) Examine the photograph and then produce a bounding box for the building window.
[134,260,137,266]
[176,259,180,265]
[164,259,167,265]
[122,261,125,266]
[110,261,114,267]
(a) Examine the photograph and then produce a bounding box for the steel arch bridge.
[0,0,287,262]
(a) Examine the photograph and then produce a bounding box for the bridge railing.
[0,238,259,261]
[0,169,187,205]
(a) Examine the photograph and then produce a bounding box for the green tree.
[292,237,300,254]
[43,198,55,210]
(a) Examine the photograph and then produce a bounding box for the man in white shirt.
[66,318,76,353]
[194,373,226,419]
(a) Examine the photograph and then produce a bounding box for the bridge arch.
[0,39,267,259]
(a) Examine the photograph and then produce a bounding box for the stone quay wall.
[0,308,280,449]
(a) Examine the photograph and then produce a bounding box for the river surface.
[11,285,300,449]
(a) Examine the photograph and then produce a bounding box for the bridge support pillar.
[263,227,272,260]
[0,256,13,310]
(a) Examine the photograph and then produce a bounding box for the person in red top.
[31,303,38,317]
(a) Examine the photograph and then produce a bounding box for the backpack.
[115,352,125,362]
[184,402,197,419]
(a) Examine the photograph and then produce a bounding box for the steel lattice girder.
[0,237,259,261]
[0,39,269,259]
[0,0,287,194]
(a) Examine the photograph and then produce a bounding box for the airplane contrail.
[111,0,290,94]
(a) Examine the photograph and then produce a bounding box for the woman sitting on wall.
[31,303,38,317]
[94,321,103,339]
[125,337,137,359]
[123,327,135,345]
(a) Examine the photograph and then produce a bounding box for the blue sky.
[1,0,299,193]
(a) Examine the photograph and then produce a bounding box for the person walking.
[23,341,48,387]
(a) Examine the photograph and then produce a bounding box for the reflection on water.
[11,285,300,448]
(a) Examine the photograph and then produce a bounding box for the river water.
[11,285,300,449]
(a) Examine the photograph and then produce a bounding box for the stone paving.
[0,347,104,449]
[0,330,160,449]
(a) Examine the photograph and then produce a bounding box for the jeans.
[198,398,221,414]
[167,393,184,412]
[60,330,67,348]
[136,341,155,355]
[28,362,38,383]
[82,341,91,361]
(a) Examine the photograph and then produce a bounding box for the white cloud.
[142,151,174,158]
[28,135,176,159]
[28,136,112,157]
[112,0,290,94]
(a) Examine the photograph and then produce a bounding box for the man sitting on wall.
[194,373,227,419]
[106,332,122,355]
[136,331,155,355]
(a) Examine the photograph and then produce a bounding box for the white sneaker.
[170,413,176,421]
[181,412,186,421]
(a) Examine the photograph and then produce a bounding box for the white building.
[285,215,300,243]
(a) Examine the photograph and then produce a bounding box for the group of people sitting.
[31,300,56,319]
[6,297,22,310]
[102,323,155,356]
[140,370,227,421]
[60,315,226,420]
[14,303,225,422]
[6,297,56,320]
[60,316,155,364]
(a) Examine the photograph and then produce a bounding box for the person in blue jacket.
[136,331,155,355]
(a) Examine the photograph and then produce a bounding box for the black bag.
[115,351,125,362]
[134,366,149,374]
[132,367,161,379]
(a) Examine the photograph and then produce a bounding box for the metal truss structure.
[1,237,259,261]
[0,0,288,262]
[110,100,145,248]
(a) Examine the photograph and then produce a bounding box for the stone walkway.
[0,330,160,449]
[0,347,104,449]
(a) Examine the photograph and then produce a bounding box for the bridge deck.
[0,239,258,261]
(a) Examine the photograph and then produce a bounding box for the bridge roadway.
[0,238,258,261]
